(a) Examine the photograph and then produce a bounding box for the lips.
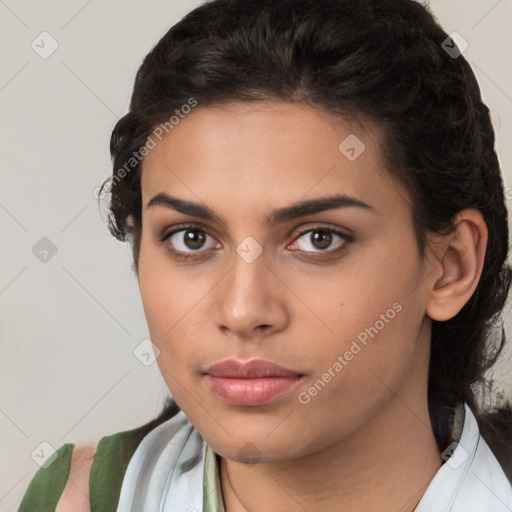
[204,359,304,378]
[204,359,305,406]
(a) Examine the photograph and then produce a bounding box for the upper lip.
[204,359,304,378]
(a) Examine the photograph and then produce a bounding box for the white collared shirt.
[116,403,512,512]
[414,403,512,511]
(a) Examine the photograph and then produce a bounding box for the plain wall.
[1,1,511,510]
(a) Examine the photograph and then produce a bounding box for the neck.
[220,384,442,512]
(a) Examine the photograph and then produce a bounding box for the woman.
[18,0,512,510]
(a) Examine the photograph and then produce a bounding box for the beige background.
[0,0,511,510]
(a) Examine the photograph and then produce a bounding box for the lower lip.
[205,375,304,406]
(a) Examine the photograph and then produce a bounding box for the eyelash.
[158,223,353,262]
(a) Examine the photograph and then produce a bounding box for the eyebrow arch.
[146,192,376,227]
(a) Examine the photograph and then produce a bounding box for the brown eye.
[160,226,218,259]
[309,229,334,250]
[180,229,208,250]
[292,227,350,254]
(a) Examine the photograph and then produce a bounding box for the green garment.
[204,443,226,512]
[17,425,225,512]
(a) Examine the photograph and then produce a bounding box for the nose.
[211,249,289,340]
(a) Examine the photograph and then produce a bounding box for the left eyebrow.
[145,192,376,227]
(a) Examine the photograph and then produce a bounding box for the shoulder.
[17,400,181,512]
[17,443,74,512]
[55,444,97,512]
[17,430,144,512]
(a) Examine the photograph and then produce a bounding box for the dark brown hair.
[100,0,512,477]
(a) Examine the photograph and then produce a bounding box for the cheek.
[295,304,420,436]
[292,241,423,395]
[138,236,185,329]
[287,242,418,345]
[137,244,211,377]
[138,244,179,354]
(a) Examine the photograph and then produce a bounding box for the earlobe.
[426,209,487,322]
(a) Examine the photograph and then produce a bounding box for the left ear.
[426,209,488,322]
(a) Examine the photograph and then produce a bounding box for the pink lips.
[204,359,305,406]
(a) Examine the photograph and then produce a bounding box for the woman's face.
[137,100,439,462]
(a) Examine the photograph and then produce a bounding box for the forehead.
[140,100,404,218]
